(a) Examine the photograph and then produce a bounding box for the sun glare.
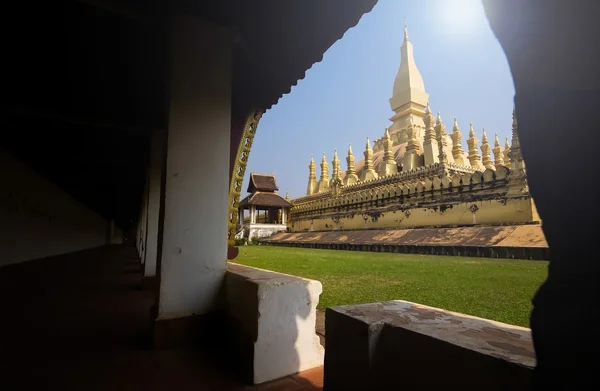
[436,0,487,37]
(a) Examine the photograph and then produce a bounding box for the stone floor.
[0,245,323,391]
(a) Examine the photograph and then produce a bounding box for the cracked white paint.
[226,263,325,384]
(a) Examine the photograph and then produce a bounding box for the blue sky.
[243,0,514,198]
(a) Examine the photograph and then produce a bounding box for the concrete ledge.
[324,300,535,390]
[225,263,324,384]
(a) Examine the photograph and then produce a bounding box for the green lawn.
[235,246,548,327]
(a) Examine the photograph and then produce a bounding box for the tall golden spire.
[306,154,317,195]
[451,117,466,165]
[480,128,494,169]
[344,143,358,185]
[402,117,420,171]
[492,133,505,167]
[503,137,511,166]
[285,190,290,200]
[379,127,398,177]
[360,137,378,181]
[466,122,483,169]
[389,17,428,136]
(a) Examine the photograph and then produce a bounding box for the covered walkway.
[0,245,323,390]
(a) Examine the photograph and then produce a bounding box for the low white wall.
[0,148,108,266]
[226,263,324,384]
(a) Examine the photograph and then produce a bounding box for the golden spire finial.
[466,122,483,169]
[345,142,357,181]
[285,190,290,200]
[480,128,494,169]
[492,132,504,167]
[319,152,329,181]
[503,137,511,166]
[361,135,377,180]
[334,148,338,158]
[385,127,391,139]
[404,17,409,41]
[307,154,317,195]
[436,111,442,124]
[451,116,466,164]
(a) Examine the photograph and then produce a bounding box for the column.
[154,13,233,344]
[140,169,150,266]
[250,205,256,224]
[282,208,286,225]
[143,129,164,282]
[238,207,244,227]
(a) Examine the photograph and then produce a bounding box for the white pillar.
[144,130,163,278]
[138,181,148,258]
[250,205,256,224]
[140,171,150,265]
[157,14,232,321]
[282,209,286,225]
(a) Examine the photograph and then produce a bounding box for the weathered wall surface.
[0,148,107,267]
[265,225,547,251]
[325,300,534,390]
[225,263,324,384]
[290,197,538,232]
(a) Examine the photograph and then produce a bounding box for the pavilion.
[238,173,291,240]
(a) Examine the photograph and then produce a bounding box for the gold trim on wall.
[227,110,264,247]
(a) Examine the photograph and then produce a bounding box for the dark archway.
[483,0,600,388]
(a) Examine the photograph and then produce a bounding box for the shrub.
[250,236,260,245]
[234,238,247,246]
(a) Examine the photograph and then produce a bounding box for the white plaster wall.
[144,131,162,277]
[157,14,232,319]
[0,148,107,267]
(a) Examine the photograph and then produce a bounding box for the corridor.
[0,245,322,390]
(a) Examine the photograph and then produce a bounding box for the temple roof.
[239,192,292,208]
[247,173,279,193]
[349,137,453,179]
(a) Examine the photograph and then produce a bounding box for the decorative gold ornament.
[227,110,263,248]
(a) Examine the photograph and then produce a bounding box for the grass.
[234,246,548,327]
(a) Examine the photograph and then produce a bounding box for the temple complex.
[285,23,541,240]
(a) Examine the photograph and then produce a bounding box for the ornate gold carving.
[227,110,263,247]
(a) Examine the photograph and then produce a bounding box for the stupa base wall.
[262,224,548,260]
